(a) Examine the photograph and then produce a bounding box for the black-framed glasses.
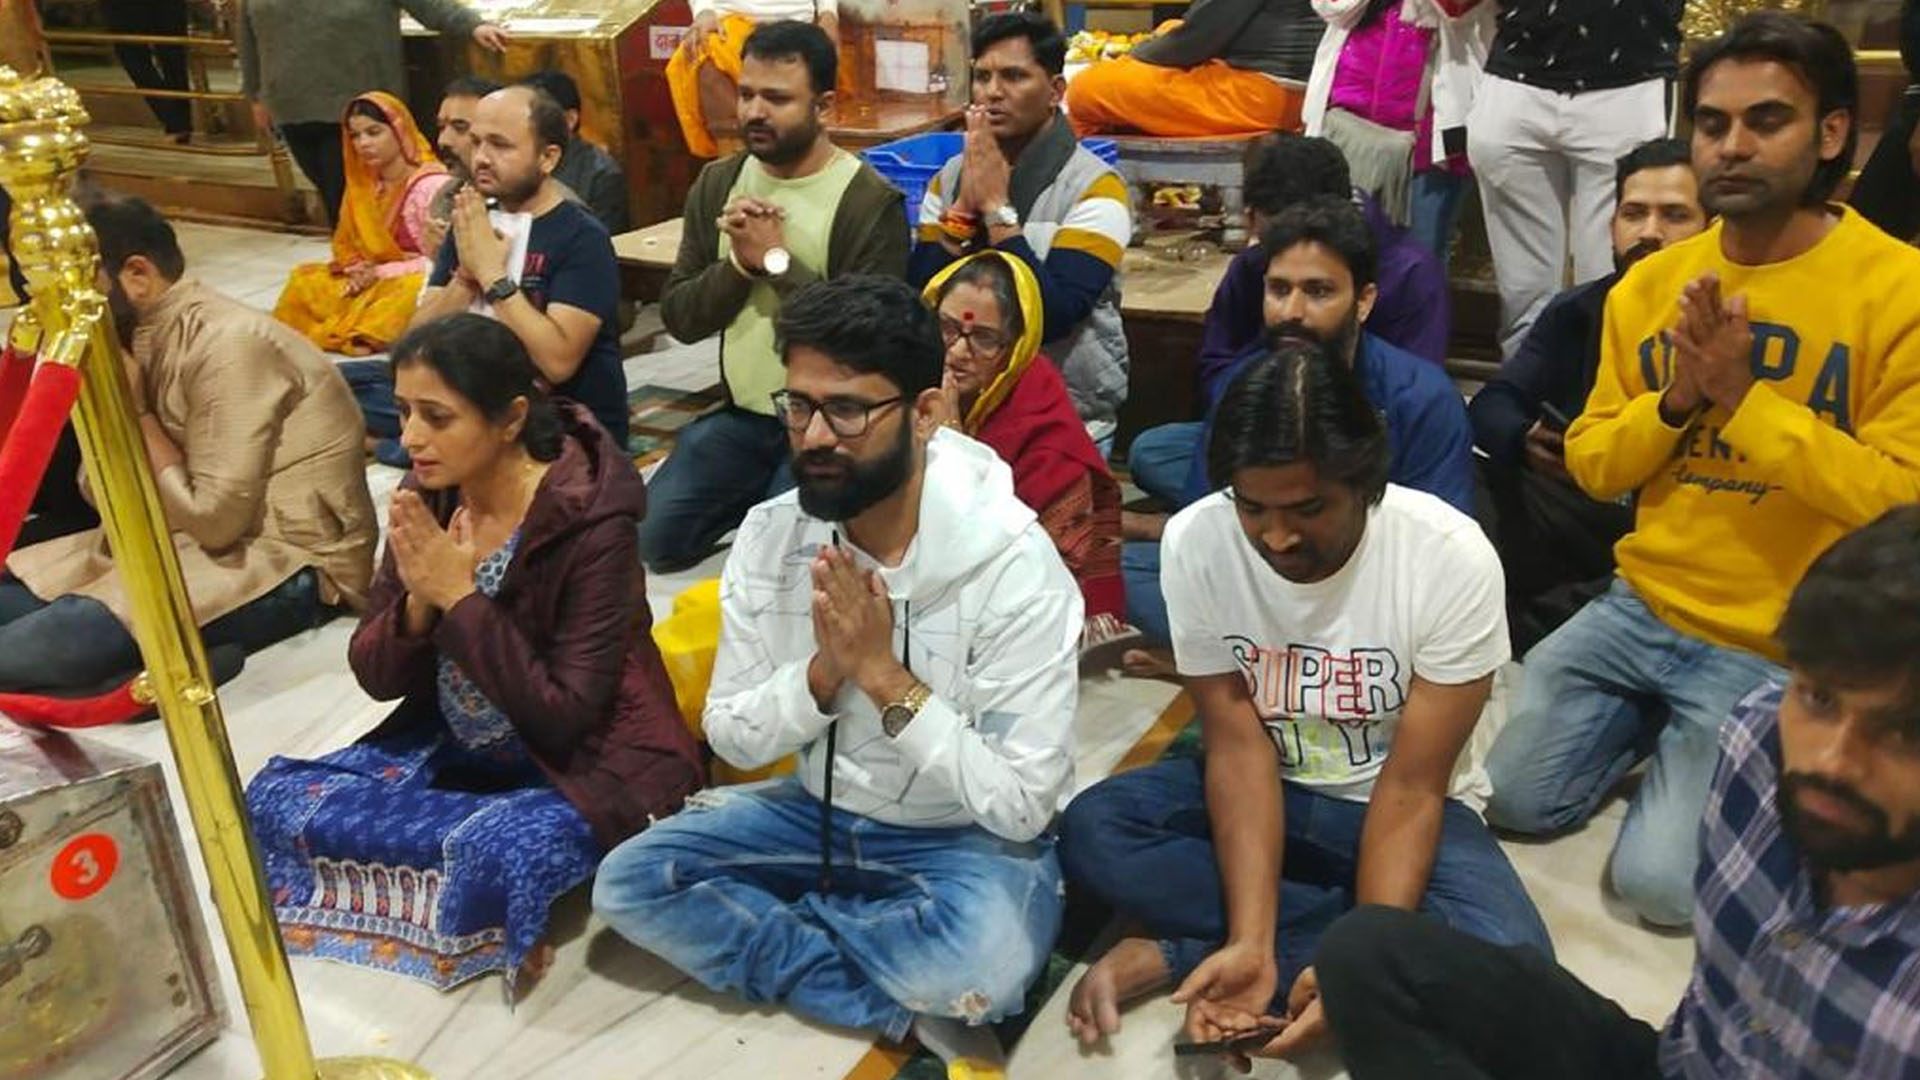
[939,316,1010,358]
[770,390,904,437]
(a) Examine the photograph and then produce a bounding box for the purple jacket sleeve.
[1196,247,1267,402]
[1368,239,1453,366]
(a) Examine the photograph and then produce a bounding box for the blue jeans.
[338,358,410,469]
[591,778,1064,1041]
[1121,422,1203,647]
[1408,169,1470,265]
[637,408,794,572]
[1484,579,1783,926]
[0,568,324,693]
[1060,756,1552,1000]
[1127,422,1200,507]
[1122,540,1168,646]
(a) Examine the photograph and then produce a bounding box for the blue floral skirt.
[245,727,600,990]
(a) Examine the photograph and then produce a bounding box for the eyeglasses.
[939,316,1010,358]
[770,390,904,438]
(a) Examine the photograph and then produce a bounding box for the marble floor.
[8,222,1695,1080]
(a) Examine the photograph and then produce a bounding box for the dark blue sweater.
[1182,331,1476,512]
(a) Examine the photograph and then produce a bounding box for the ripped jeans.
[591,778,1063,1041]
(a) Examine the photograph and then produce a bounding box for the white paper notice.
[874,39,931,94]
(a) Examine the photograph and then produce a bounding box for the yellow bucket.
[652,578,795,784]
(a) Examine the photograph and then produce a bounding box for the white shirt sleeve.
[702,517,838,770]
[1412,522,1511,685]
[888,538,1080,843]
[1165,501,1243,678]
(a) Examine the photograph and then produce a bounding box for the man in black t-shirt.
[410,84,629,448]
[1466,0,1682,361]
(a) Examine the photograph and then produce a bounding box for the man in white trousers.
[1467,0,1681,359]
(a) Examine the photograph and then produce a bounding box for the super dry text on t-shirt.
[1228,636,1407,780]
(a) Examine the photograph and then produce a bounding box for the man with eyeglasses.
[595,276,1079,1080]
[644,19,909,573]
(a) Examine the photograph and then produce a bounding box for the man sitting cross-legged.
[1058,343,1550,1063]
[642,19,908,573]
[1120,195,1474,660]
[593,276,1080,1080]
[1313,504,1920,1079]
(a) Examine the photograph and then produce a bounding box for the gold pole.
[0,66,426,1080]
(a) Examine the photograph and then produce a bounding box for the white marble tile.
[11,221,1700,1080]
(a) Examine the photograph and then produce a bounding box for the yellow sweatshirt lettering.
[1566,208,1920,659]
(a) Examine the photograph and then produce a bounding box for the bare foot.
[1120,647,1177,681]
[1121,509,1168,543]
[1066,936,1170,1046]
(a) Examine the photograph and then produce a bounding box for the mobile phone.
[1538,401,1573,432]
[1172,1026,1287,1056]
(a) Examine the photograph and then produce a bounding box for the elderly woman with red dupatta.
[274,91,452,355]
[924,250,1141,668]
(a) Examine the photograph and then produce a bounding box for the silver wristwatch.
[984,204,1019,229]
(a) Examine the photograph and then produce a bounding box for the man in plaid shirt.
[1284,505,1920,1078]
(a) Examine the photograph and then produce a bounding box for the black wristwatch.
[483,276,518,303]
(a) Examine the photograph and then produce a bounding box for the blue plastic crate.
[860,131,1120,227]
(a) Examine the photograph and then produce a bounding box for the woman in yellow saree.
[274,92,451,356]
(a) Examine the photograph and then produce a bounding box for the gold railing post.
[0,65,426,1080]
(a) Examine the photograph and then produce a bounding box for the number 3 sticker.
[51,833,119,901]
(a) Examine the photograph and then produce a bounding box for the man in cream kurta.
[1,196,376,694]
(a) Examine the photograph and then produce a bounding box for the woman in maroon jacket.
[246,315,702,992]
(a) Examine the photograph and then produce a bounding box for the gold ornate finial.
[1682,0,1829,42]
[0,64,100,320]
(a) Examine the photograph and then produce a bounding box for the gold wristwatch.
[880,682,933,738]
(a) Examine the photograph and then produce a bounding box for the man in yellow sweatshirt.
[1484,13,1920,927]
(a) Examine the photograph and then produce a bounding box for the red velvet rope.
[0,361,126,728]
[0,344,31,444]
[0,684,146,728]
[0,361,81,568]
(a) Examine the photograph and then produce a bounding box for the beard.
[477,161,544,207]
[1267,302,1362,363]
[793,419,914,523]
[746,117,820,168]
[105,278,138,349]
[1777,772,1920,873]
[1615,236,1664,274]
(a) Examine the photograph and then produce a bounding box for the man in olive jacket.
[643,20,908,572]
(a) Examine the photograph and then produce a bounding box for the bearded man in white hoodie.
[594,275,1081,1080]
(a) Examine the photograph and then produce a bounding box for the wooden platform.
[710,99,964,155]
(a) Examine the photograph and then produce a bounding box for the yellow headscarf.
[921,250,1047,434]
[332,91,445,268]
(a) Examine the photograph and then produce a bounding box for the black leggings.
[280,121,347,226]
[100,0,192,135]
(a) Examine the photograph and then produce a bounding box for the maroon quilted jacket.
[349,402,704,848]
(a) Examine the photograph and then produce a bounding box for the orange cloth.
[1066,56,1304,138]
[666,14,757,159]
[273,91,445,355]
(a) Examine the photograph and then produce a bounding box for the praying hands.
[388,490,478,628]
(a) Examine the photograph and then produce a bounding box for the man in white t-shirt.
[1057,342,1552,1067]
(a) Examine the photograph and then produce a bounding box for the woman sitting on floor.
[923,250,1139,667]
[246,316,703,992]
[273,92,451,356]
